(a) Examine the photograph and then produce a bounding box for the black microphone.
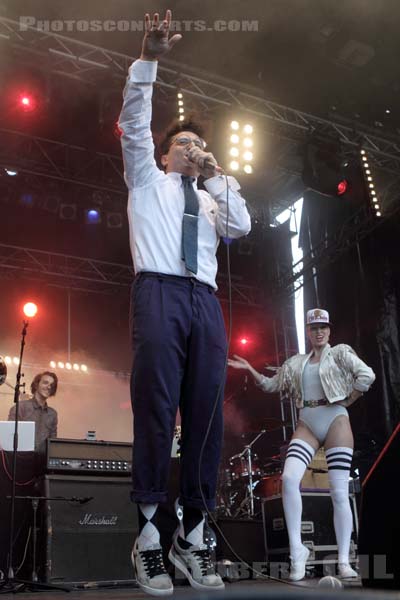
[71,496,93,504]
[204,156,220,171]
[185,148,221,174]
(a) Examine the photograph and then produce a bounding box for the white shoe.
[168,530,225,591]
[131,539,173,596]
[289,545,310,581]
[338,563,358,578]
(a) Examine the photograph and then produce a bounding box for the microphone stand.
[239,429,266,518]
[6,495,88,592]
[7,319,28,582]
[2,321,69,594]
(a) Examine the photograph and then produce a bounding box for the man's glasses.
[171,136,205,150]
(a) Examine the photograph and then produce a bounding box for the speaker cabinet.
[39,475,138,584]
[359,423,400,589]
[216,518,265,565]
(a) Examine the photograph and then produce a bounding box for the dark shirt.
[8,398,58,451]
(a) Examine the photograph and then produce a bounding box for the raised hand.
[227,354,251,371]
[141,9,182,61]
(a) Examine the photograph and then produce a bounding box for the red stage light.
[337,179,348,195]
[18,94,36,112]
[239,337,249,346]
[23,302,38,318]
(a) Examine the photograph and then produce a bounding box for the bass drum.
[230,455,263,481]
[253,472,282,498]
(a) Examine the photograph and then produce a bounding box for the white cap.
[306,308,331,326]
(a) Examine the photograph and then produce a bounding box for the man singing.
[119,9,251,595]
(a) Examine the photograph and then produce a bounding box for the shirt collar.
[167,172,199,189]
[32,397,48,411]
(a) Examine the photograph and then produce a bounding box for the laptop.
[0,421,35,451]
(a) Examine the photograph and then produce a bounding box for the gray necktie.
[181,175,199,275]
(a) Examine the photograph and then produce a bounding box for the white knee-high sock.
[282,439,316,558]
[326,447,353,564]
[137,503,160,550]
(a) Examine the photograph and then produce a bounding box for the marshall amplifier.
[46,438,132,475]
[38,474,138,584]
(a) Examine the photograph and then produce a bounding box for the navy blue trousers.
[130,272,227,510]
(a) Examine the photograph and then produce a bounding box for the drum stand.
[236,429,266,518]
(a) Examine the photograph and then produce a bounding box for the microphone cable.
[195,172,300,587]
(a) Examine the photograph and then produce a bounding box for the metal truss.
[274,200,400,298]
[0,243,261,306]
[1,17,400,173]
[0,128,126,199]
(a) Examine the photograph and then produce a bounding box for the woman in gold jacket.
[228,308,375,581]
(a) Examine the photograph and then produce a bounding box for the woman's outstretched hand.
[227,354,251,370]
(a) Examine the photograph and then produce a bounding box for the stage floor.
[2,575,388,600]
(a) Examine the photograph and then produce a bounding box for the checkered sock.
[137,503,160,550]
[179,506,205,547]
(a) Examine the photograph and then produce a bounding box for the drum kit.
[217,429,282,519]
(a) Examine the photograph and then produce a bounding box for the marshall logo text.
[78,513,118,526]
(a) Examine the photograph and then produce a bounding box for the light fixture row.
[228,120,254,174]
[360,150,381,217]
[49,361,88,372]
[177,92,184,122]
[2,356,88,372]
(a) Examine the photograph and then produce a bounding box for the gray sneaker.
[168,531,225,591]
[131,539,173,596]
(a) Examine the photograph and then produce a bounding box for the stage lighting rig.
[360,149,381,217]
[177,91,185,122]
[227,120,254,174]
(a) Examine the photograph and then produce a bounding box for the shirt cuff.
[128,59,158,83]
[204,175,241,196]
[353,382,368,392]
[255,376,267,389]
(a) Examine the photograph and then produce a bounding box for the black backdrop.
[300,190,400,476]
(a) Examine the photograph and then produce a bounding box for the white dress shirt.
[119,59,251,289]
